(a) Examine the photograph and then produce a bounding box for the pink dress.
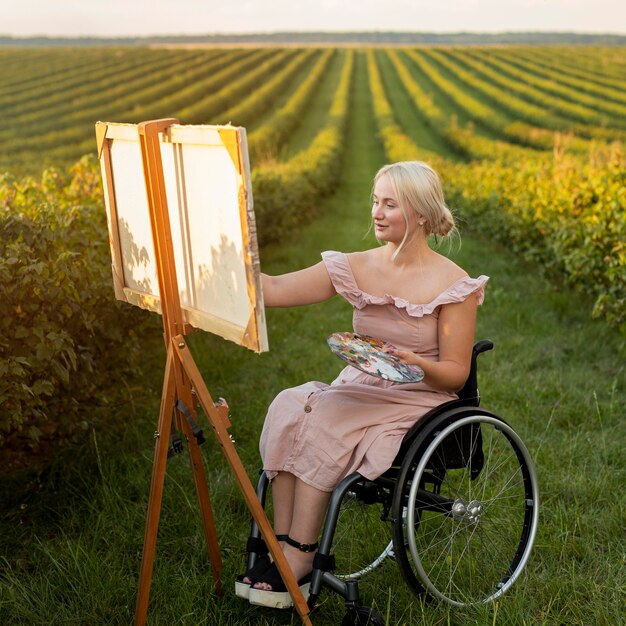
[260,251,489,492]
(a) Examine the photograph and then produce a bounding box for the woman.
[240,161,489,608]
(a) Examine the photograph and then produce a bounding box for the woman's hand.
[381,296,479,393]
[383,346,422,366]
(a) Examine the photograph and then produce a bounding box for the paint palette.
[327,332,425,383]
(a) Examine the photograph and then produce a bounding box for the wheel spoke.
[396,415,538,606]
[333,489,393,579]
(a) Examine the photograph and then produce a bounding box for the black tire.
[391,409,539,606]
[342,606,386,626]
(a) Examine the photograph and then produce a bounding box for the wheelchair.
[245,341,539,625]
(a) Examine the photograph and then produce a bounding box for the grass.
[374,50,458,160]
[397,50,500,141]
[280,50,346,159]
[1,49,625,625]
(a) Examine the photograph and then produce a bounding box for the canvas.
[96,122,268,352]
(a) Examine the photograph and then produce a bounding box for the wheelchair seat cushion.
[259,251,489,492]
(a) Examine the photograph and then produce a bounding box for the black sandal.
[248,536,318,609]
[234,534,288,600]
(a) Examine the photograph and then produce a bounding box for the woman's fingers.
[390,348,419,364]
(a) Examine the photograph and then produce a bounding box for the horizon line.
[2,29,626,39]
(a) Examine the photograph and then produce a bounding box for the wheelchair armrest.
[457,340,494,402]
[474,339,494,356]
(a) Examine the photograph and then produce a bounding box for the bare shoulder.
[345,248,384,269]
[433,253,469,286]
[345,249,375,262]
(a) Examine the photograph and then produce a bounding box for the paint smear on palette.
[327,332,424,383]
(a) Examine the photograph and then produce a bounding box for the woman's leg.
[284,478,331,579]
[254,476,331,589]
[242,471,295,585]
[270,471,296,536]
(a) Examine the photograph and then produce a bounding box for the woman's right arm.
[262,261,336,307]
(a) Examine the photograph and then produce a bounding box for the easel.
[128,119,312,625]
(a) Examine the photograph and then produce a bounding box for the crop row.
[404,50,626,154]
[516,47,626,90]
[248,48,336,161]
[369,46,531,168]
[445,148,625,328]
[4,45,624,176]
[0,49,229,136]
[474,47,626,104]
[466,49,626,118]
[0,50,249,150]
[0,47,130,96]
[384,49,537,163]
[4,45,339,204]
[252,50,354,246]
[215,48,319,129]
[419,48,606,150]
[0,159,156,452]
[0,49,303,170]
[442,49,626,133]
[114,49,272,125]
[403,49,576,152]
[429,49,626,146]
[366,50,436,163]
[0,48,179,115]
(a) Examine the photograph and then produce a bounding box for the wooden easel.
[132,119,312,625]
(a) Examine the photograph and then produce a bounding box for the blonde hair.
[373,161,456,256]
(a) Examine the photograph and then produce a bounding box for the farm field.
[0,45,625,625]
[1,45,624,325]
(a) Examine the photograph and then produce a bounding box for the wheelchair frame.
[245,341,539,624]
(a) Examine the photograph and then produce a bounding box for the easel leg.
[173,337,313,625]
[135,351,177,626]
[179,414,224,595]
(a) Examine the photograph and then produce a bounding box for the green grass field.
[0,46,625,625]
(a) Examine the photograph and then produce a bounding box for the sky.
[2,0,625,38]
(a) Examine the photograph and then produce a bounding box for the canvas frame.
[96,121,268,353]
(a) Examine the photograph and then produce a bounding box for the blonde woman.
[239,161,489,608]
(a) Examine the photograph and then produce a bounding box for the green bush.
[444,146,626,329]
[0,156,156,459]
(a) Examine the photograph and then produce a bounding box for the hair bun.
[435,206,455,236]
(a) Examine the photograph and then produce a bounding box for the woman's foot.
[248,536,318,608]
[251,541,315,591]
[235,554,272,599]
[248,562,313,609]
[234,535,288,599]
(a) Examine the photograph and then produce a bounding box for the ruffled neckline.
[321,250,489,318]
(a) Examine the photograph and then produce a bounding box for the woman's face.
[371,174,416,244]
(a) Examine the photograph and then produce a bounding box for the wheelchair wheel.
[342,606,386,625]
[391,410,539,607]
[332,483,394,580]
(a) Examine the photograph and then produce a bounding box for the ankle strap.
[285,535,319,553]
[246,534,289,555]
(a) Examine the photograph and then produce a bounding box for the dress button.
[304,405,312,413]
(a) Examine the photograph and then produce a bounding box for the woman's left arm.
[391,296,478,392]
